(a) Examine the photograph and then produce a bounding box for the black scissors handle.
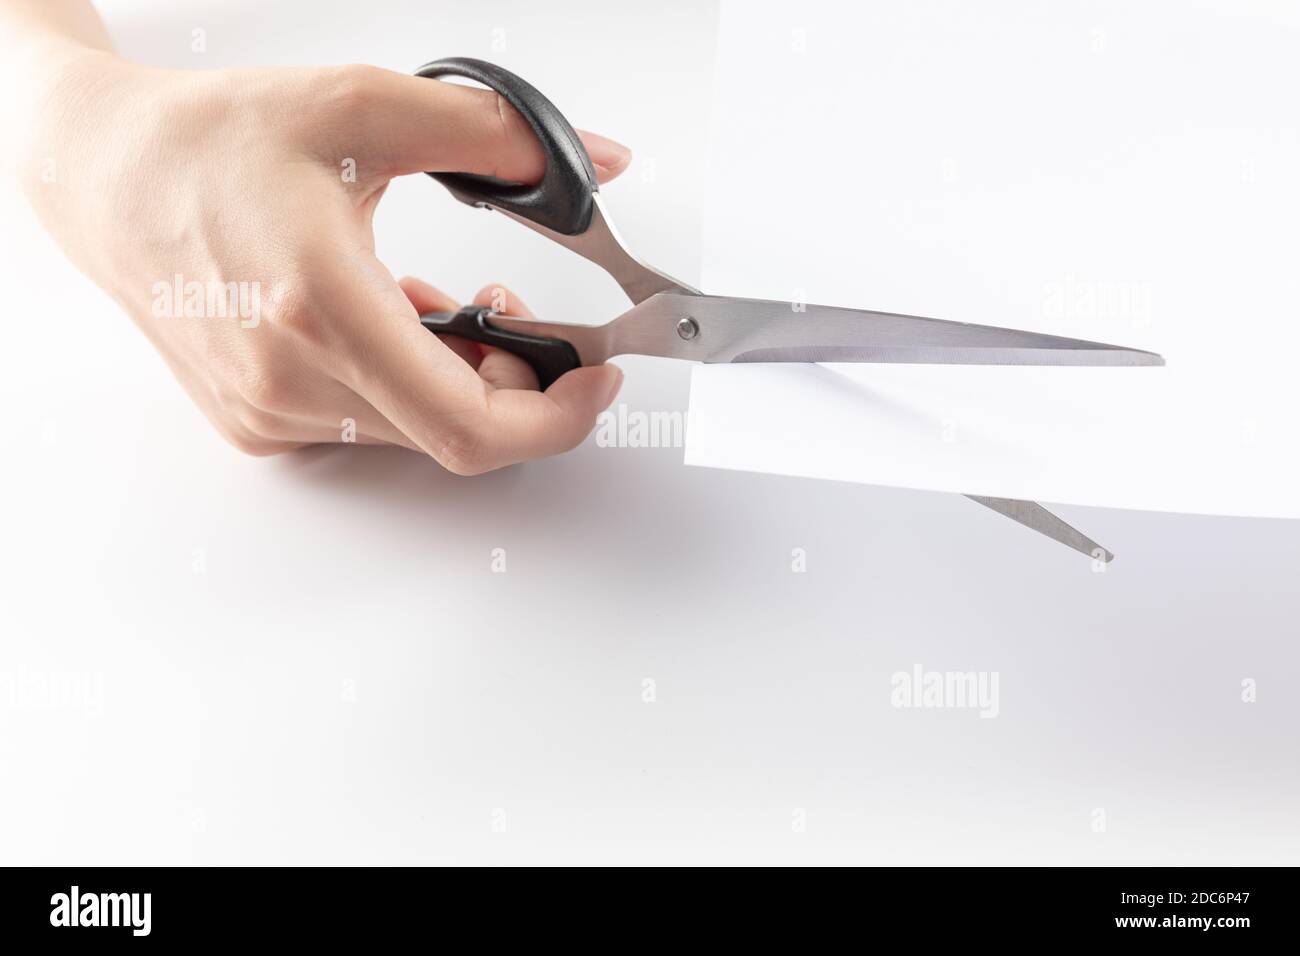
[418,305,581,389]
[414,57,598,236]
[413,57,596,387]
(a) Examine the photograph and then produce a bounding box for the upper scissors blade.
[605,294,1164,366]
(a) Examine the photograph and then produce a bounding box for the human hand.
[16,49,628,472]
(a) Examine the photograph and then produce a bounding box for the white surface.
[688,0,1300,517]
[1,1,1298,866]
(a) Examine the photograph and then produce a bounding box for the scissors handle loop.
[415,57,598,236]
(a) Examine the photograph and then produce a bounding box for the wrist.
[12,47,158,300]
[11,46,140,187]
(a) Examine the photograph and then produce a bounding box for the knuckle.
[439,443,487,477]
[232,361,294,416]
[432,417,490,476]
[267,275,322,344]
[234,401,287,440]
[318,64,385,115]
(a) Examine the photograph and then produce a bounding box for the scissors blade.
[967,496,1114,562]
[593,293,1165,366]
[481,292,1164,367]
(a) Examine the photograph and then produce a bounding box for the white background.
[0,0,1296,865]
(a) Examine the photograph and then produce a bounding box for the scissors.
[413,58,1163,561]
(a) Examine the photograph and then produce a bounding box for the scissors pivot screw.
[676,317,699,341]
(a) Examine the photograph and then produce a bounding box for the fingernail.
[603,364,624,407]
[582,131,632,176]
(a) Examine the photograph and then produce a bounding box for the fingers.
[283,400,425,451]
[466,282,624,467]
[397,275,460,314]
[331,262,508,469]
[398,276,481,369]
[224,371,425,452]
[477,362,624,469]
[579,131,634,183]
[336,263,623,475]
[333,67,631,183]
[470,284,541,390]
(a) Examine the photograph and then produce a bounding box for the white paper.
[687,0,1300,517]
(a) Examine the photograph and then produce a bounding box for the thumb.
[346,67,631,183]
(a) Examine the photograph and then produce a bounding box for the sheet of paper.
[687,0,1300,518]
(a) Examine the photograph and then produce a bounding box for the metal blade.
[967,496,1114,562]
[591,294,1165,366]
[483,292,1164,367]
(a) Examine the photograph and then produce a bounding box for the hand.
[16,48,628,473]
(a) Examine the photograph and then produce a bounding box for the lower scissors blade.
[967,496,1114,562]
